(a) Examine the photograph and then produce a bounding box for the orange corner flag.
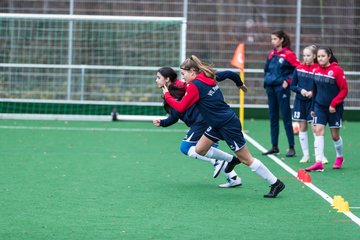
[231,43,245,71]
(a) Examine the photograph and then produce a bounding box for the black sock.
[231,156,241,165]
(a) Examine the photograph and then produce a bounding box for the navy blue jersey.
[264,47,299,87]
[160,105,206,129]
[290,63,317,101]
[191,79,235,129]
[312,62,348,108]
[216,70,243,87]
[165,73,235,129]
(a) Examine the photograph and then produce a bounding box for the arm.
[159,111,180,127]
[290,69,301,93]
[330,69,348,108]
[284,51,300,85]
[163,84,199,113]
[311,80,317,114]
[216,70,247,92]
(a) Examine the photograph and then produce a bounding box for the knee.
[180,142,192,156]
[195,146,207,156]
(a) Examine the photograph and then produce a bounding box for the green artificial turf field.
[0,119,359,239]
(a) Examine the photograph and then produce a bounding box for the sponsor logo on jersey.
[279,58,284,64]
[207,85,219,96]
[328,70,334,76]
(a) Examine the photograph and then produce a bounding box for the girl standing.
[305,47,348,172]
[263,30,300,157]
[290,45,328,164]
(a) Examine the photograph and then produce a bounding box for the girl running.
[163,56,285,198]
[153,67,245,187]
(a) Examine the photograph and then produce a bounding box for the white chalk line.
[244,132,360,227]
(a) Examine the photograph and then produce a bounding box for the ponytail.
[180,55,216,79]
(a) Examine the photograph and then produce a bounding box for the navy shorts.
[292,98,312,122]
[184,123,208,142]
[204,116,246,152]
[313,103,343,128]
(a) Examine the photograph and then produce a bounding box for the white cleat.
[299,156,310,163]
[218,176,242,188]
[213,160,226,178]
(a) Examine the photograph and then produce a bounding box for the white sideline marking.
[0,125,187,133]
[244,132,360,227]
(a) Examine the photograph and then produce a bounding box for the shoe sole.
[218,183,242,188]
[305,169,324,172]
[262,152,280,155]
[299,160,309,163]
[213,161,226,178]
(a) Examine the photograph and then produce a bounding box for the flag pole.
[230,43,245,129]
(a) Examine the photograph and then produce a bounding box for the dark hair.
[272,30,291,49]
[157,67,186,113]
[317,46,338,63]
[180,55,216,79]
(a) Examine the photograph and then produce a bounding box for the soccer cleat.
[286,148,296,157]
[333,157,344,169]
[299,156,310,163]
[218,176,242,188]
[305,162,324,172]
[322,156,329,164]
[262,147,280,155]
[264,179,285,198]
[213,160,226,178]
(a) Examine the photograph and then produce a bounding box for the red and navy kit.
[291,63,318,101]
[264,47,300,87]
[312,62,348,108]
[160,105,208,143]
[165,73,235,129]
[263,48,299,147]
[291,63,318,121]
[164,72,246,152]
[312,62,348,127]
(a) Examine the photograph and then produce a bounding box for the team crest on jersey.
[279,58,284,64]
[328,70,334,76]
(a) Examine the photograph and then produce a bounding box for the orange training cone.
[303,173,312,183]
[297,169,306,180]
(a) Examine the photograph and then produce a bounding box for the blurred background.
[0,0,359,118]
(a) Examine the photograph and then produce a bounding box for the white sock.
[188,146,215,165]
[221,162,237,179]
[299,131,309,158]
[333,137,343,157]
[226,170,237,179]
[314,136,324,162]
[205,147,233,162]
[249,158,277,185]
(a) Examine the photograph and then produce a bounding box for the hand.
[329,106,336,113]
[282,80,289,88]
[306,91,313,99]
[153,119,161,127]
[162,85,169,94]
[239,84,248,93]
[300,89,307,97]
